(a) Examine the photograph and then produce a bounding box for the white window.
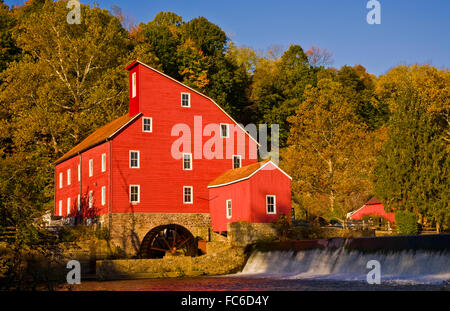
[58,200,62,216]
[183,153,192,170]
[78,164,81,181]
[102,153,106,172]
[129,185,140,204]
[59,172,63,189]
[67,197,71,215]
[89,191,93,208]
[67,169,71,185]
[89,159,93,177]
[77,194,81,211]
[130,151,140,168]
[266,195,276,214]
[220,123,229,138]
[143,117,152,132]
[101,186,106,206]
[226,199,232,219]
[232,155,241,169]
[132,72,137,98]
[183,186,193,204]
[181,92,190,107]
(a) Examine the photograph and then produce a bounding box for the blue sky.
[5,0,450,76]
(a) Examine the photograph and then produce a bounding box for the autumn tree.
[0,1,134,223]
[374,65,449,231]
[0,0,20,74]
[305,46,333,67]
[283,79,376,220]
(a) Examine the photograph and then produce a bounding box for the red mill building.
[54,60,291,257]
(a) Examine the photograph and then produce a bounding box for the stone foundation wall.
[227,221,278,247]
[101,213,212,256]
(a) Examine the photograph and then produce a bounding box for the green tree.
[374,65,449,231]
[251,45,316,146]
[141,11,183,79]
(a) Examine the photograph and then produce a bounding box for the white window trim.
[132,72,137,98]
[67,169,71,185]
[58,200,62,216]
[129,150,140,168]
[226,199,232,219]
[78,164,81,182]
[59,172,63,189]
[67,197,71,215]
[142,117,153,133]
[181,92,191,107]
[266,195,277,215]
[232,155,242,169]
[183,186,193,204]
[220,123,229,138]
[129,185,140,204]
[77,194,81,211]
[183,153,192,171]
[101,186,106,206]
[89,159,93,177]
[89,191,93,208]
[102,153,106,172]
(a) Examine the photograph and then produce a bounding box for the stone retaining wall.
[96,243,246,280]
[227,221,278,247]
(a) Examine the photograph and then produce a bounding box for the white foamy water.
[240,249,450,285]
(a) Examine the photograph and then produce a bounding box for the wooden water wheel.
[139,224,198,258]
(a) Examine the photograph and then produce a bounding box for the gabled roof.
[365,196,382,205]
[55,113,142,165]
[125,60,260,146]
[208,160,292,188]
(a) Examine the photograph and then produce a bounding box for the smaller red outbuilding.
[347,196,395,223]
[207,160,292,233]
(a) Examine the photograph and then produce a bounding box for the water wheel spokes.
[140,224,197,258]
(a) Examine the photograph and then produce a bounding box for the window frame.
[89,159,93,177]
[77,194,81,211]
[67,169,71,185]
[78,164,81,182]
[129,185,140,204]
[266,195,277,215]
[129,150,140,168]
[226,199,232,219]
[132,72,137,98]
[58,200,62,216]
[220,123,229,138]
[59,172,63,189]
[142,117,153,133]
[183,186,193,204]
[101,186,106,206]
[67,197,71,215]
[181,92,191,107]
[102,153,107,172]
[232,155,242,169]
[183,153,192,171]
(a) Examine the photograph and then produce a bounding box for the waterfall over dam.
[240,234,450,284]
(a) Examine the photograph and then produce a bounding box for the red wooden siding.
[209,162,292,232]
[55,61,260,218]
[349,203,395,223]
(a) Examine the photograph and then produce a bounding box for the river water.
[69,249,450,291]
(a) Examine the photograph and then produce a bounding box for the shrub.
[395,211,419,235]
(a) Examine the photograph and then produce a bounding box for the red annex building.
[54,60,292,256]
[347,197,395,224]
